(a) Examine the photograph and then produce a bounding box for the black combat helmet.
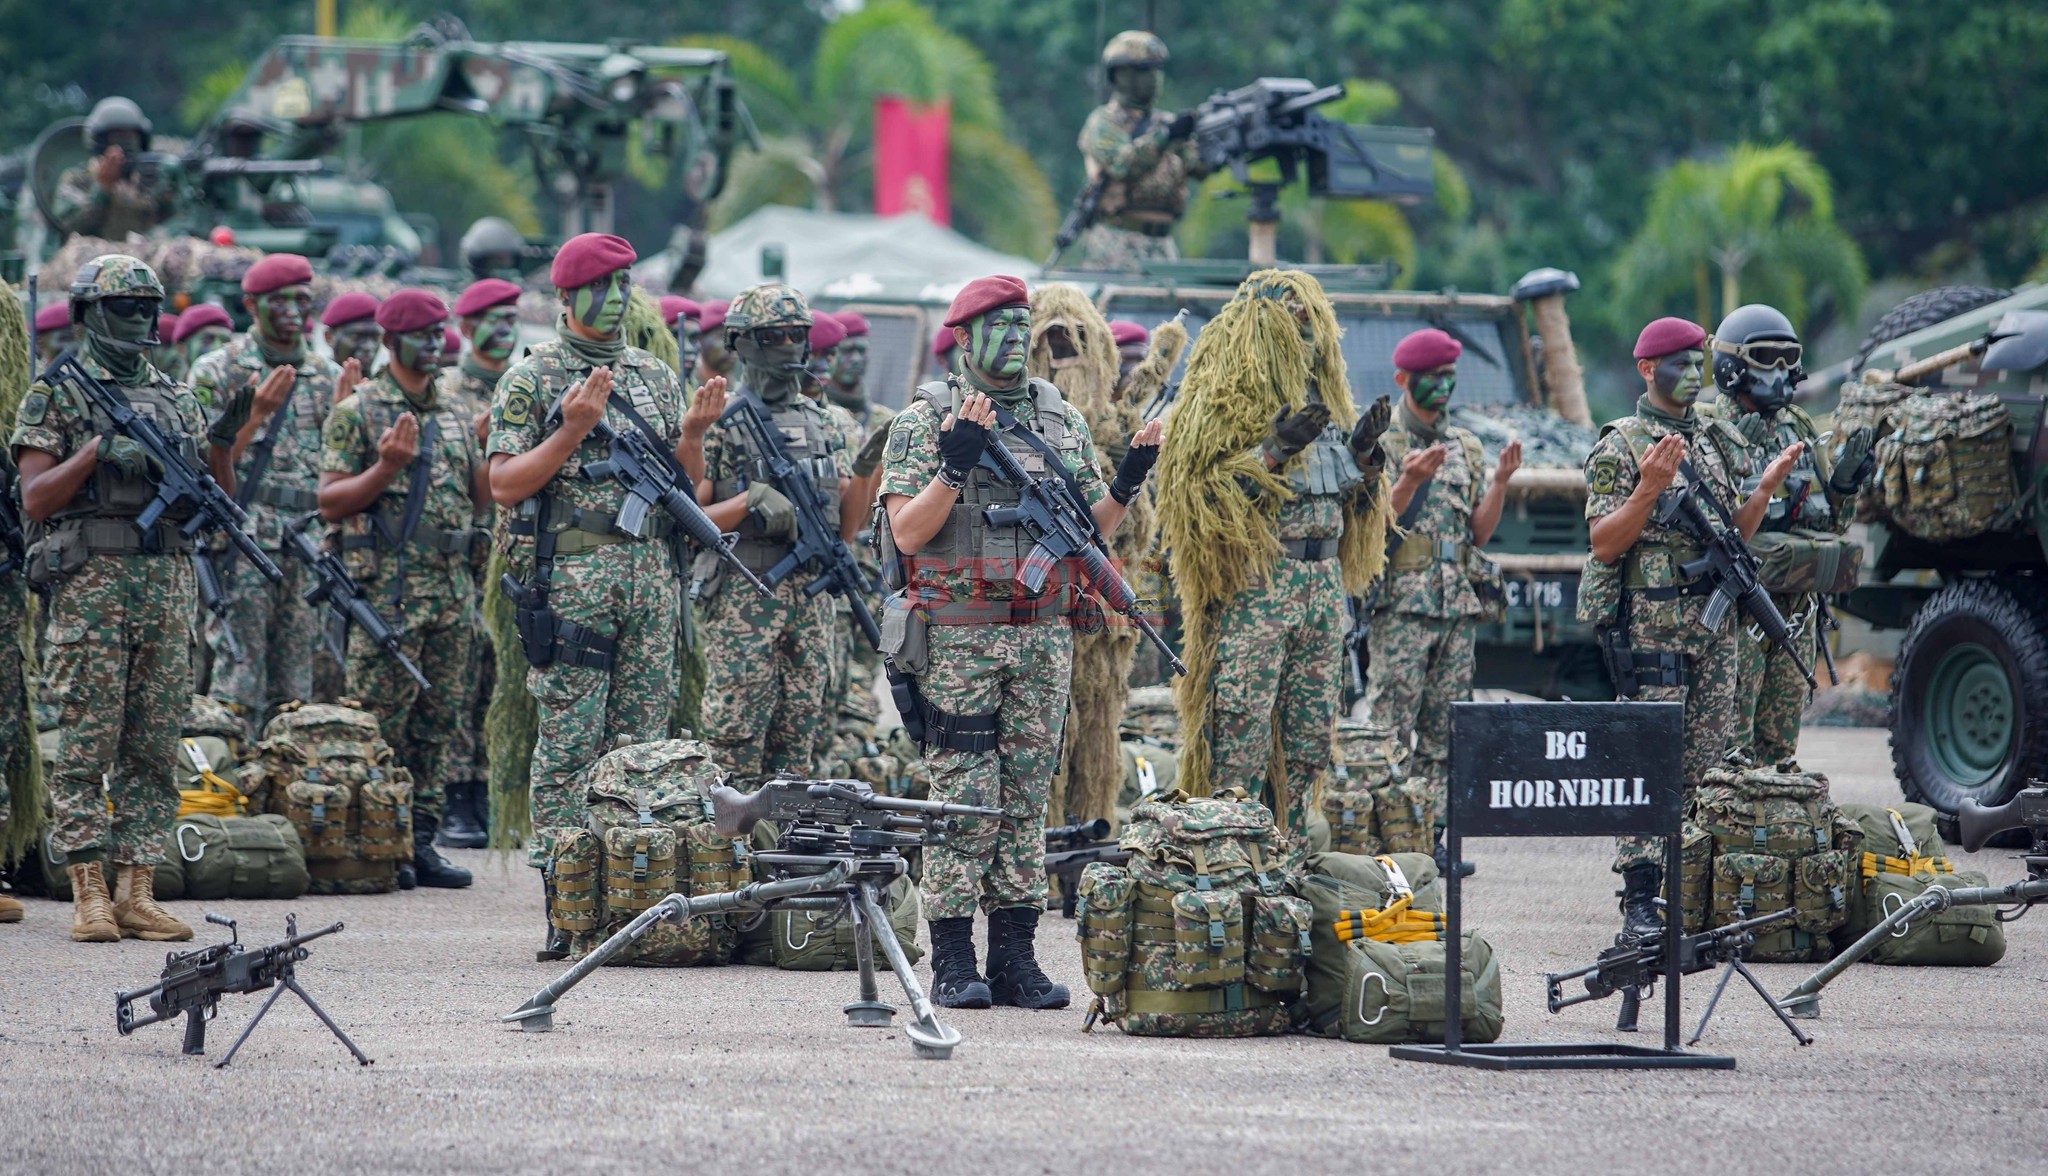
[1711,303,1803,413]
[460,216,527,280]
[84,96,152,154]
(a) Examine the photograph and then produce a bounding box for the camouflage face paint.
[699,331,733,375]
[1654,349,1705,405]
[255,285,312,348]
[391,326,445,373]
[569,271,628,336]
[1411,368,1456,411]
[330,322,381,369]
[473,306,519,363]
[830,335,868,386]
[185,326,233,367]
[966,307,1030,384]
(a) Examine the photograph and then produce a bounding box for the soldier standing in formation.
[1582,316,1803,935]
[34,302,73,369]
[879,275,1162,1009]
[12,255,242,943]
[1074,31,1209,271]
[48,98,177,242]
[828,311,894,728]
[188,253,338,733]
[1366,328,1520,819]
[318,289,479,890]
[150,313,184,382]
[171,305,233,381]
[693,300,735,386]
[322,292,384,378]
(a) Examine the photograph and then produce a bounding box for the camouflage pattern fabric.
[816,398,868,747]
[434,359,503,796]
[1073,224,1180,272]
[1364,613,1474,805]
[1078,99,1198,220]
[1735,595,1817,766]
[916,622,1074,920]
[1375,410,1485,619]
[49,164,176,241]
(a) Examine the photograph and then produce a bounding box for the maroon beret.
[1109,320,1148,347]
[34,302,71,332]
[240,253,314,296]
[834,311,870,338]
[1633,316,1707,360]
[157,313,180,340]
[454,278,522,318]
[932,325,956,358]
[1392,328,1462,373]
[944,275,1030,328]
[374,288,449,334]
[700,300,730,334]
[659,295,700,326]
[444,326,463,353]
[808,312,847,354]
[172,303,232,344]
[321,292,380,328]
[549,232,637,291]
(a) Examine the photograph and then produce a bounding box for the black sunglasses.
[102,297,161,319]
[751,326,808,347]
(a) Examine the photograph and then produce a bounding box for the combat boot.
[438,780,489,849]
[538,880,570,963]
[67,861,119,942]
[111,863,192,941]
[984,906,1070,1010]
[0,891,25,923]
[411,816,474,889]
[926,917,992,1009]
[1619,863,1664,940]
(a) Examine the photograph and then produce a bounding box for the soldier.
[1156,270,1390,843]
[34,302,73,369]
[930,325,958,382]
[189,253,342,733]
[1583,317,1803,936]
[321,292,383,378]
[12,254,244,943]
[48,98,178,241]
[1074,31,1208,271]
[172,305,234,375]
[879,274,1162,1010]
[686,284,858,787]
[827,310,895,729]
[1109,320,1150,397]
[695,300,735,385]
[660,296,702,382]
[0,446,28,928]
[1365,328,1521,817]
[460,217,531,282]
[824,312,876,422]
[317,288,479,889]
[1703,304,1874,766]
[487,233,699,948]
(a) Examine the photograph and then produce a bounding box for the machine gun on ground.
[1544,906,1810,1047]
[1044,818,1127,919]
[115,913,371,1069]
[505,778,1003,1060]
[280,512,429,690]
[1655,460,1816,688]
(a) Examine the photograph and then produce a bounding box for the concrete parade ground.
[1,727,2041,1176]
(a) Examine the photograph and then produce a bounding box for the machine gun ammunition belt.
[1283,536,1340,561]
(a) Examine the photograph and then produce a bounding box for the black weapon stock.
[280,512,428,690]
[1046,173,1108,269]
[718,392,879,647]
[1656,461,1815,689]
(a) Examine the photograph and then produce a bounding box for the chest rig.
[1741,411,1833,533]
[55,371,197,525]
[717,393,839,572]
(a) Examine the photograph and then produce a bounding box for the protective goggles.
[1714,337,1802,371]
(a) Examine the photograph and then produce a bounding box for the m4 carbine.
[281,512,429,691]
[1656,459,1815,688]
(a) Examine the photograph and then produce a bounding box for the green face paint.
[254,286,312,348]
[473,306,519,363]
[1410,369,1456,411]
[330,323,381,369]
[392,327,445,373]
[185,326,233,367]
[569,271,628,336]
[966,307,1030,386]
[830,336,868,386]
[1654,349,1705,405]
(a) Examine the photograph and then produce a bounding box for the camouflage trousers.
[1053,627,1140,828]
[1734,591,1815,767]
[916,620,1072,920]
[204,548,319,731]
[837,594,884,725]
[1364,610,1476,809]
[1196,556,1343,843]
[1074,223,1180,272]
[526,542,680,863]
[445,589,493,790]
[42,555,193,867]
[0,582,31,838]
[1613,596,1742,873]
[698,572,833,787]
[346,586,475,825]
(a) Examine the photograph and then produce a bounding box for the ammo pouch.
[25,517,188,588]
[887,665,998,754]
[1597,625,1689,696]
[502,493,617,671]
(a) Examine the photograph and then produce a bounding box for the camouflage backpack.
[1075,788,1307,1037]
[1687,759,1860,962]
[545,740,746,967]
[1837,801,2005,967]
[239,701,413,895]
[1875,392,2017,541]
[1318,721,1435,855]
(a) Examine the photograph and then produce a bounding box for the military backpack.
[1837,801,2005,967]
[239,701,414,895]
[1318,720,1435,856]
[734,815,924,973]
[1686,760,1859,962]
[1873,391,2017,541]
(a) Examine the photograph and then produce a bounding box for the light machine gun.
[1544,905,1811,1047]
[505,778,1003,1060]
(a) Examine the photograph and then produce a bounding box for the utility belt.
[507,500,673,557]
[727,535,798,578]
[1104,213,1176,237]
[1386,535,1466,573]
[251,483,321,513]
[884,665,999,754]
[1283,536,1342,562]
[24,516,193,589]
[921,591,1069,626]
[344,523,478,557]
[501,493,621,673]
[1596,624,1692,697]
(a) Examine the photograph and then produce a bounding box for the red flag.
[873,95,951,225]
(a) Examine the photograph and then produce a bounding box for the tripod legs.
[213,970,375,1069]
[857,885,961,1060]
[844,885,896,1029]
[1685,957,1811,1048]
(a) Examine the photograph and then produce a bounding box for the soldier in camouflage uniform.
[47,99,177,242]
[880,275,1162,1010]
[1074,32,1209,271]
[151,313,184,382]
[188,254,338,734]
[0,449,29,927]
[318,288,480,889]
[799,308,872,749]
[488,234,699,951]
[172,306,234,382]
[12,255,249,943]
[687,284,858,786]
[322,292,384,377]
[1366,329,1520,824]
[1583,317,1803,936]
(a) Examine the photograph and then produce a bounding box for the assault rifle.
[1341,594,1371,703]
[978,412,1185,675]
[719,391,879,647]
[1045,173,1108,269]
[115,913,371,1069]
[1656,459,1815,689]
[506,778,1004,1060]
[1544,906,1810,1046]
[281,512,429,691]
[1045,818,1127,919]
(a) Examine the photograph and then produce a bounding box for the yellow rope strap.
[1861,852,1951,880]
[176,739,248,818]
[1332,895,1445,944]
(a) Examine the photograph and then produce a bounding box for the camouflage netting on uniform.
[0,275,45,863]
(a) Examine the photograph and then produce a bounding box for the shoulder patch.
[886,424,911,462]
[1587,453,1622,496]
[499,387,533,427]
[16,392,48,426]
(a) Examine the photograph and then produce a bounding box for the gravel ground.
[2,727,2042,1176]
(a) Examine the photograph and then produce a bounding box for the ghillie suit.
[1154,270,1389,821]
[0,276,45,864]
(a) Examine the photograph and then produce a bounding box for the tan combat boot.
[0,892,23,923]
[67,861,120,942]
[111,863,193,941]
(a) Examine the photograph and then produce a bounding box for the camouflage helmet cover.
[1102,30,1168,69]
[725,283,812,335]
[70,254,166,304]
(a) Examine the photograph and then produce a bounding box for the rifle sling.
[367,413,439,613]
[235,379,295,510]
[1385,474,1435,562]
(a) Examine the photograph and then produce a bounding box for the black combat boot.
[411,815,474,889]
[538,880,570,962]
[396,861,417,890]
[1619,863,1663,939]
[926,917,992,1009]
[437,780,489,849]
[984,906,1071,1010]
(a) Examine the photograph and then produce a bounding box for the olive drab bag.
[1688,760,1860,962]
[1874,392,2017,541]
[1748,529,1863,595]
[1318,721,1435,855]
[238,702,413,895]
[1837,802,2006,967]
[152,736,310,902]
[1075,788,1306,1038]
[1295,851,1503,1045]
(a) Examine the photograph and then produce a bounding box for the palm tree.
[1613,142,1867,329]
[678,2,1054,258]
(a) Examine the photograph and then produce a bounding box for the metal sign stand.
[1389,701,1736,1071]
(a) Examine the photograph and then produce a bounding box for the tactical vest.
[506,345,677,559]
[1746,408,1834,533]
[27,370,199,575]
[715,391,841,575]
[1602,415,1736,593]
[1381,426,1477,573]
[895,377,1078,578]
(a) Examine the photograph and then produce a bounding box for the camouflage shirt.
[702,389,854,541]
[320,374,481,602]
[1079,99,1201,220]
[188,335,338,548]
[1699,397,1840,535]
[48,163,176,241]
[10,354,206,517]
[438,357,504,424]
[1584,395,1745,623]
[1378,403,1486,619]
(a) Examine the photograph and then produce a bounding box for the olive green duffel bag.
[154,814,310,901]
[1838,802,2005,967]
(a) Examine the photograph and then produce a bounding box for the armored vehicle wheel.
[1891,580,2048,820]
[1855,285,2013,369]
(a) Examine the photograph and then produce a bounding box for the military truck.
[1818,282,2048,829]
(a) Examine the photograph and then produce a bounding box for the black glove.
[1109,440,1159,505]
[205,380,257,450]
[1165,111,1197,142]
[1829,425,1877,496]
[1261,402,1329,466]
[1350,394,1392,469]
[1734,411,1773,450]
[938,414,990,481]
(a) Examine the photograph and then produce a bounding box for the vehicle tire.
[1854,285,2012,370]
[1890,579,2048,819]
